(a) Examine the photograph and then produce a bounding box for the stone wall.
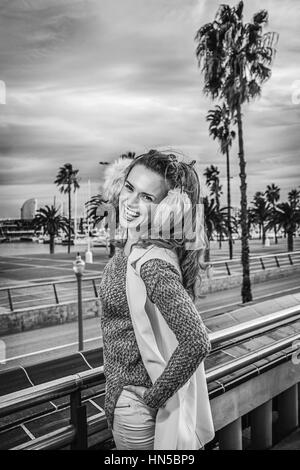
[198,265,300,295]
[0,298,101,336]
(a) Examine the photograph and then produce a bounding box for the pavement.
[0,237,299,287]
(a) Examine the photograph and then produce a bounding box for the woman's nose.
[127,192,139,206]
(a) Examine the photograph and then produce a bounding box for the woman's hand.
[123,385,148,400]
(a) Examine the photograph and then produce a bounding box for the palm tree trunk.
[274,225,278,244]
[216,193,222,249]
[236,102,252,303]
[226,147,233,259]
[287,231,293,252]
[262,224,266,245]
[68,185,71,254]
[109,243,115,258]
[50,235,55,254]
[204,243,210,263]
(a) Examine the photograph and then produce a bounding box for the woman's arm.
[139,258,211,410]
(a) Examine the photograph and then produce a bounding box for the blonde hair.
[117,149,208,301]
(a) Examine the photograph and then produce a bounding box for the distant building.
[20,198,37,220]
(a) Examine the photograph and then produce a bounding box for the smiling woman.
[119,164,170,239]
[98,149,214,450]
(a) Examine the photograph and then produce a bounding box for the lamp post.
[73,252,85,351]
[85,178,93,264]
[99,161,114,258]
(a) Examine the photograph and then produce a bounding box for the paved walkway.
[271,429,300,450]
[0,237,299,286]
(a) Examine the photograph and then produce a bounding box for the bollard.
[277,385,299,440]
[218,417,242,450]
[251,400,273,449]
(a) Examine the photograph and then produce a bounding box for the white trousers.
[112,389,158,450]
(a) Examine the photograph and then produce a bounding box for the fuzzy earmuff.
[102,156,134,206]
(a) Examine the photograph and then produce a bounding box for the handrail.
[0,275,102,292]
[0,307,300,450]
[12,412,107,450]
[209,305,300,346]
[13,425,76,450]
[1,304,300,418]
[0,367,104,418]
[206,332,300,383]
[211,250,300,266]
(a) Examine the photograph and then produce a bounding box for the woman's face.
[119,164,169,231]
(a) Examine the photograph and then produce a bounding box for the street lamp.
[73,252,85,351]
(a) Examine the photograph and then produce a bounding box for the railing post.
[92,279,98,297]
[260,257,265,270]
[7,289,13,311]
[250,400,272,449]
[225,262,231,276]
[53,283,59,304]
[288,254,293,265]
[218,417,242,450]
[70,389,88,450]
[275,256,280,268]
[277,385,299,440]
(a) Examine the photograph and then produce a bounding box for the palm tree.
[270,201,300,252]
[207,103,236,258]
[250,192,271,245]
[32,205,69,254]
[54,164,80,254]
[203,197,230,261]
[195,1,279,302]
[203,197,218,262]
[265,183,280,244]
[85,194,117,258]
[86,194,109,227]
[288,189,300,209]
[204,165,223,248]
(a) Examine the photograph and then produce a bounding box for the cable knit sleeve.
[139,258,211,410]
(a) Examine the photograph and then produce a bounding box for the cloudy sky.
[0,0,299,218]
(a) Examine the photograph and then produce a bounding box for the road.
[0,244,299,312]
[1,272,299,371]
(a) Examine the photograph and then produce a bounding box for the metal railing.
[1,304,300,450]
[0,251,299,313]
[212,250,300,276]
[0,276,101,312]
[0,367,105,450]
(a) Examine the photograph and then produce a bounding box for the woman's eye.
[142,195,153,202]
[125,183,133,191]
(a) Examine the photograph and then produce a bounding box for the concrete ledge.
[199,265,300,295]
[0,298,101,336]
[210,358,300,432]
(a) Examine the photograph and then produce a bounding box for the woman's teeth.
[123,206,140,221]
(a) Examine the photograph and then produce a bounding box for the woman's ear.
[102,157,133,205]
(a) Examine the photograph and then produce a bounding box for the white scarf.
[126,244,215,450]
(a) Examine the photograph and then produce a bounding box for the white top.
[126,244,215,450]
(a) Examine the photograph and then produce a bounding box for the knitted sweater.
[98,249,211,429]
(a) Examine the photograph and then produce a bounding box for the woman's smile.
[122,204,141,222]
[119,164,170,230]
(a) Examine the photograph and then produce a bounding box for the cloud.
[0,0,299,218]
